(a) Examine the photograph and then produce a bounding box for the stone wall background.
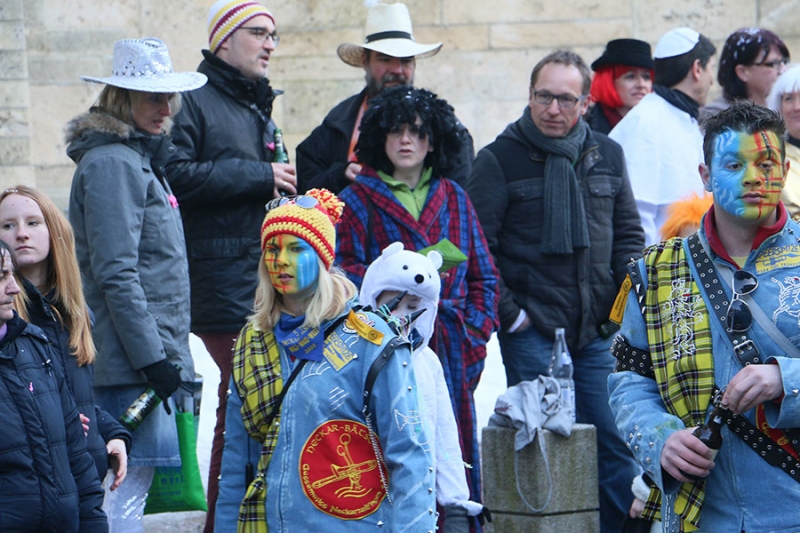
[2,0,799,208]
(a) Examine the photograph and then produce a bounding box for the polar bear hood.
[360,242,442,349]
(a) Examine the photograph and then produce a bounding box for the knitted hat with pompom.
[260,188,344,269]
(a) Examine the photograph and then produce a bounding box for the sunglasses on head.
[725,270,758,333]
[265,195,319,213]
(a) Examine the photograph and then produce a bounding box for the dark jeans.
[498,326,637,533]
[198,331,239,533]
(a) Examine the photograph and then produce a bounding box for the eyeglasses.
[265,195,318,213]
[725,270,758,332]
[531,90,584,109]
[755,58,789,70]
[239,26,280,46]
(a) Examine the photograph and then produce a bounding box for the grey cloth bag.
[488,375,575,513]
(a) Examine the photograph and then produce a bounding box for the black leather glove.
[441,505,470,533]
[142,360,181,415]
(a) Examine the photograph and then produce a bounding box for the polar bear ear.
[381,242,405,258]
[426,250,443,271]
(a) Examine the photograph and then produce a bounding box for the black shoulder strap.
[611,335,654,378]
[262,311,354,428]
[686,233,763,366]
[725,410,800,482]
[263,359,306,429]
[362,336,408,420]
[246,311,357,485]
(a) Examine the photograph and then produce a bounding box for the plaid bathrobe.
[336,168,499,501]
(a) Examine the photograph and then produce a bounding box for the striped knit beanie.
[208,0,275,54]
[260,189,345,270]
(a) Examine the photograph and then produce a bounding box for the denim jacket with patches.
[215,305,436,532]
[609,219,800,532]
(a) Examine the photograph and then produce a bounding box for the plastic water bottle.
[550,327,576,423]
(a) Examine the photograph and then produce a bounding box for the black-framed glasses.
[755,57,789,69]
[239,26,280,46]
[725,270,758,332]
[265,195,318,213]
[531,90,584,109]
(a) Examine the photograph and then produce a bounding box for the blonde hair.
[0,186,96,366]
[251,250,356,331]
[97,85,182,133]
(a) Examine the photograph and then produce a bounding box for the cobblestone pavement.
[144,511,206,532]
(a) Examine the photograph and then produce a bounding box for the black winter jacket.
[467,112,644,350]
[295,89,475,194]
[0,314,107,532]
[167,51,280,333]
[584,104,614,136]
[22,278,131,480]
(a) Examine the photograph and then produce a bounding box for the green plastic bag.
[145,377,208,514]
[145,411,208,514]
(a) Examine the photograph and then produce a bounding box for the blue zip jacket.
[22,278,131,480]
[0,313,107,532]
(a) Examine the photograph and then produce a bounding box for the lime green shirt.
[377,167,434,220]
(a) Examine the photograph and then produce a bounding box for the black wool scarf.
[653,84,699,120]
[517,108,590,255]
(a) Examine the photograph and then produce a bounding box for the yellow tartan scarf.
[231,322,284,533]
[640,238,715,532]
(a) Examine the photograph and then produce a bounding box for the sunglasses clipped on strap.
[725,270,758,333]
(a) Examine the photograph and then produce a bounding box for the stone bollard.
[481,424,599,533]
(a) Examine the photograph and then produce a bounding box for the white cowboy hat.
[82,37,207,93]
[337,3,442,67]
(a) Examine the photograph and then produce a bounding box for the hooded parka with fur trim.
[66,109,193,467]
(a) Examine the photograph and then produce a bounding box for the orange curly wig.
[660,192,713,240]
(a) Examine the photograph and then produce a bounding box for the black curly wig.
[355,86,465,178]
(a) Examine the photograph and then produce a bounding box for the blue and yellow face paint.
[264,234,320,298]
[708,129,786,222]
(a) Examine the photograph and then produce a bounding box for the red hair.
[590,65,655,108]
[591,66,623,108]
